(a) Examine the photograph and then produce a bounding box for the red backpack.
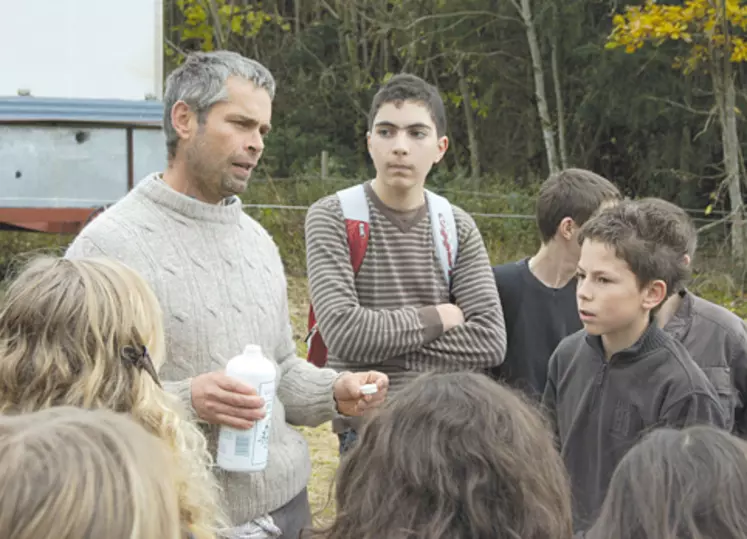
[306,184,459,367]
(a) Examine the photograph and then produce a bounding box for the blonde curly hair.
[0,406,184,539]
[0,256,225,538]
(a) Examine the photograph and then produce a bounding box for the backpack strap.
[337,184,370,274]
[306,185,371,367]
[425,189,458,286]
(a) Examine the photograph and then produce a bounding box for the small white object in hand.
[360,383,378,395]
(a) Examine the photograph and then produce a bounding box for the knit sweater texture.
[65,173,339,525]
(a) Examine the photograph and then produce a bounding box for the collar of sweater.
[135,172,244,225]
[584,318,669,363]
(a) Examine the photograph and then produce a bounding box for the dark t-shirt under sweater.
[491,258,582,398]
[543,323,728,532]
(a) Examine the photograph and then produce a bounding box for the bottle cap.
[244,344,262,356]
[360,383,378,395]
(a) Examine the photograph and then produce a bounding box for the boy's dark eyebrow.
[374,121,432,130]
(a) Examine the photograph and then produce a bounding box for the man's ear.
[434,136,449,164]
[642,279,667,311]
[171,100,197,144]
[683,254,692,268]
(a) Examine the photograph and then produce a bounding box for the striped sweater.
[305,181,506,398]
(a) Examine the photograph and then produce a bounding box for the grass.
[285,275,340,527]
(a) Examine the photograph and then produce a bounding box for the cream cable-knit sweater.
[66,173,339,525]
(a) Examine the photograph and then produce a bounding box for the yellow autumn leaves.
[171,0,291,54]
[606,0,747,73]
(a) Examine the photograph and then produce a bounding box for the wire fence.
[0,179,726,226]
[249,176,729,218]
[241,202,716,224]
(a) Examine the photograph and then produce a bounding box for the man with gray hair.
[66,51,389,538]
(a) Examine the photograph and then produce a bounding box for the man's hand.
[333,371,389,417]
[435,303,465,332]
[191,371,266,429]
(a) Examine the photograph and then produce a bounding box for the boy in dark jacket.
[542,200,728,532]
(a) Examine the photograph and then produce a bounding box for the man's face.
[366,100,447,192]
[575,239,662,337]
[181,76,272,203]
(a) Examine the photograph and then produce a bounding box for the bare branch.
[643,96,712,116]
[697,207,741,234]
[320,0,340,20]
[694,106,718,141]
[397,11,521,31]
[202,0,225,49]
[165,37,189,59]
[422,50,524,64]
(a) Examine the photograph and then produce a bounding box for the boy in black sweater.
[492,169,621,399]
[542,200,728,532]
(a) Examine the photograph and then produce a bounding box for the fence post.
[321,150,329,180]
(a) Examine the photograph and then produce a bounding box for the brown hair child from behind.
[585,425,747,539]
[309,371,573,539]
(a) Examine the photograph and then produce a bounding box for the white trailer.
[0,0,167,232]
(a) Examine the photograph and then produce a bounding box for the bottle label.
[217,379,275,470]
[251,380,275,466]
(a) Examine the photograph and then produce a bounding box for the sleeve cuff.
[418,305,444,344]
[162,378,199,422]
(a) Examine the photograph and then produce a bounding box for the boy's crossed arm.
[305,202,505,369]
[306,201,462,363]
[414,224,506,369]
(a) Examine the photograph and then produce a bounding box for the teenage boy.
[637,197,747,437]
[542,200,728,532]
[305,73,506,452]
[492,169,621,398]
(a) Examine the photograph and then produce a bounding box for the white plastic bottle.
[217,345,276,472]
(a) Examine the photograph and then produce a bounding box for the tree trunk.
[518,0,559,175]
[718,73,745,264]
[457,58,481,180]
[550,3,568,169]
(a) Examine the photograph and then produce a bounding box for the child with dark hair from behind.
[636,197,747,437]
[543,200,728,532]
[308,372,574,539]
[583,426,747,539]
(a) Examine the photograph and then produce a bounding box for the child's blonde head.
[0,256,223,538]
[0,406,184,539]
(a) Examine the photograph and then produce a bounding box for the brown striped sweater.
[305,182,506,401]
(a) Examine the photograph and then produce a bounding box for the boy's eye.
[377,128,391,136]
[410,130,426,138]
[575,272,585,280]
[597,276,611,284]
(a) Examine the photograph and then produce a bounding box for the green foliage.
[168,0,290,58]
[162,0,747,216]
[0,231,73,281]
[238,175,538,275]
